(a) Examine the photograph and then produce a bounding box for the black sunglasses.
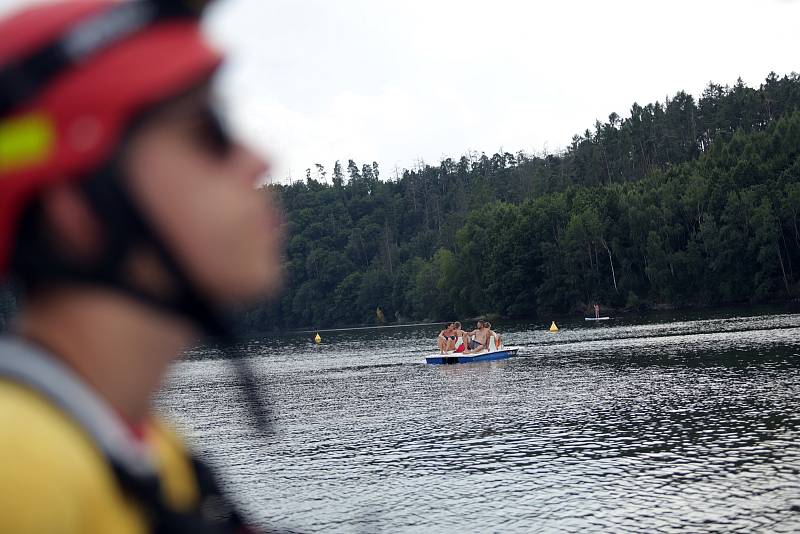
[194,104,234,157]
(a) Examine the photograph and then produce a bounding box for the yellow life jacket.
[0,337,253,533]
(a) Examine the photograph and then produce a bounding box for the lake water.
[157,309,800,532]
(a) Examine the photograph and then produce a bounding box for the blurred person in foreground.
[0,0,284,532]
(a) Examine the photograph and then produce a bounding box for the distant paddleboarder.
[594,303,600,319]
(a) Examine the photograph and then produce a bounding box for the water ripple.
[157,311,800,532]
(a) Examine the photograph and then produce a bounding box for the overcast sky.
[2,0,800,182]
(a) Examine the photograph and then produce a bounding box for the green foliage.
[254,73,800,331]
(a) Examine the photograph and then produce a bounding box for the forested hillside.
[244,72,800,331]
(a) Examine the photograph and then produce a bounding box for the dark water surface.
[157,310,800,532]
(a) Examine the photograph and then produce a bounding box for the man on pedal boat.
[463,320,490,354]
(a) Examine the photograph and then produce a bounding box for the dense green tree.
[239,73,800,331]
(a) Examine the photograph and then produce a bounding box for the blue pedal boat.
[425,346,519,364]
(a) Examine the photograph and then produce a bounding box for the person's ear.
[40,184,104,263]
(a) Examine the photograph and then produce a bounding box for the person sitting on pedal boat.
[484,321,502,351]
[437,322,456,354]
[464,320,490,354]
[451,321,467,353]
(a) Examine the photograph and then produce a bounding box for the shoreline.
[251,300,800,337]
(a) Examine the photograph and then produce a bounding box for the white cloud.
[203,0,800,182]
[2,0,799,182]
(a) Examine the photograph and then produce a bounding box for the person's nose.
[233,142,270,187]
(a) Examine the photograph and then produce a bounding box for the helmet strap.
[78,160,232,340]
[81,161,274,434]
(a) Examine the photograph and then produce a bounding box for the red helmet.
[0,0,222,276]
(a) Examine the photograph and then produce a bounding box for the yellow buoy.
[314,333,321,344]
[549,321,559,333]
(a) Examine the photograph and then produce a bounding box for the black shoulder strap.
[111,457,252,534]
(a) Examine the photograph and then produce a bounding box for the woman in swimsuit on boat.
[437,323,457,354]
[451,322,467,353]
